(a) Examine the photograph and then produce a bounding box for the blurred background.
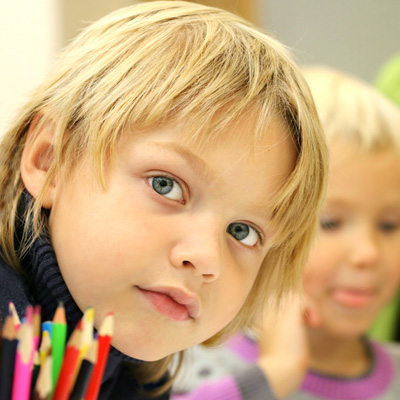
[1,0,400,134]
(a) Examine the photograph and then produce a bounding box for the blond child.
[172,66,400,400]
[0,1,327,399]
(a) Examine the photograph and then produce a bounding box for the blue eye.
[227,223,259,246]
[148,176,183,201]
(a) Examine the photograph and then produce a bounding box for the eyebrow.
[147,141,215,183]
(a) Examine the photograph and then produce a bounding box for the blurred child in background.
[172,66,400,400]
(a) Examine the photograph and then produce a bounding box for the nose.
[169,214,223,282]
[348,226,380,268]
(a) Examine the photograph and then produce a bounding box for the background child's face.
[303,143,400,338]
[47,116,295,360]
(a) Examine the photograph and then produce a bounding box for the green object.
[51,305,67,392]
[375,52,400,107]
[368,290,400,342]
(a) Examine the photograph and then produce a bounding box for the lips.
[137,286,200,321]
[331,287,375,309]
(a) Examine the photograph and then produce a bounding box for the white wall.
[258,0,400,83]
[0,0,61,135]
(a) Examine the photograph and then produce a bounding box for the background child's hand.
[256,293,309,399]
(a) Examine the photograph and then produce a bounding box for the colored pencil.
[41,321,53,339]
[33,306,41,351]
[0,313,17,400]
[39,330,51,367]
[68,336,98,400]
[52,303,67,390]
[72,308,94,384]
[8,302,20,331]
[30,351,41,400]
[84,313,114,400]
[33,353,52,400]
[53,326,82,400]
[12,306,34,400]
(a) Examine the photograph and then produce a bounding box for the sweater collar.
[301,340,395,400]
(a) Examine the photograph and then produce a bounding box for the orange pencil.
[84,313,114,400]
[53,325,82,400]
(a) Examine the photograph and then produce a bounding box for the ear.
[20,114,56,209]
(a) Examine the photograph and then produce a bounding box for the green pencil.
[51,302,67,391]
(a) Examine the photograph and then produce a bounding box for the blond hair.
[0,1,328,391]
[302,66,400,152]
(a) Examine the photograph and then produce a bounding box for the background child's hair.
[302,66,400,152]
[0,0,328,388]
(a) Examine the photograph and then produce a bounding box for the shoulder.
[173,334,256,393]
[0,255,30,323]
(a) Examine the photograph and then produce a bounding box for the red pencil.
[53,325,82,400]
[84,313,114,400]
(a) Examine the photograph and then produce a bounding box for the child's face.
[303,143,400,338]
[48,116,295,360]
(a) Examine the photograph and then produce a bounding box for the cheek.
[303,259,333,299]
[382,264,400,299]
[207,266,259,330]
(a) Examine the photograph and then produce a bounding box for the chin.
[112,335,179,362]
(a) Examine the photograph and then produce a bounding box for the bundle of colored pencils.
[0,302,114,400]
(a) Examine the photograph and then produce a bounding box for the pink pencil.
[12,305,34,400]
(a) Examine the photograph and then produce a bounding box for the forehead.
[133,113,296,174]
[327,144,400,207]
[119,114,296,216]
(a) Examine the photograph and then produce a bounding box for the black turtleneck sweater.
[0,196,170,399]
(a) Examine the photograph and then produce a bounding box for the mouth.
[136,286,200,321]
[331,287,375,309]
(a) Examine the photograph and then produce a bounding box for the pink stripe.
[227,333,259,363]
